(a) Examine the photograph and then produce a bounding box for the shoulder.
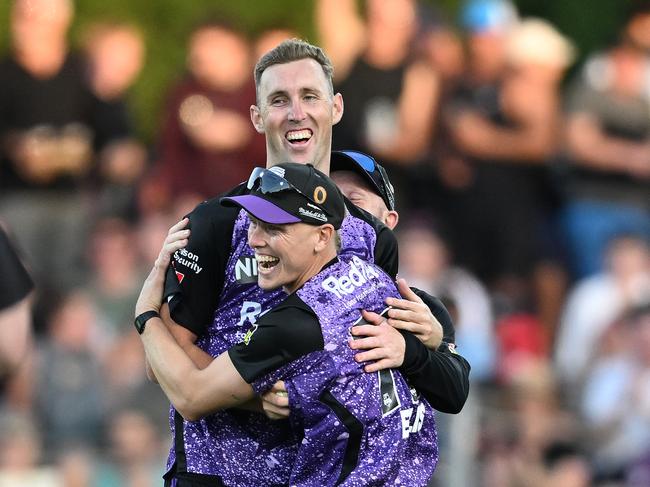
[186,184,246,233]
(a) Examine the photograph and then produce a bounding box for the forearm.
[400,332,470,413]
[141,317,206,415]
[567,115,649,171]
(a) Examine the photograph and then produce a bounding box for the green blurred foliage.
[0,0,640,142]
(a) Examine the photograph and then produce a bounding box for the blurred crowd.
[0,0,649,486]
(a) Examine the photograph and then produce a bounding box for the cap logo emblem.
[313,186,327,204]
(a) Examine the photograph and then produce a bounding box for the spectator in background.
[32,290,106,457]
[146,21,264,213]
[0,0,137,302]
[0,224,33,381]
[563,7,650,279]
[580,304,650,481]
[85,217,146,344]
[396,219,495,383]
[555,234,650,388]
[0,410,60,486]
[481,361,583,487]
[445,4,575,328]
[317,0,439,207]
[81,20,148,220]
[95,408,165,487]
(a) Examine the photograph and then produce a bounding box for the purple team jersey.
[166,209,384,485]
[253,255,439,486]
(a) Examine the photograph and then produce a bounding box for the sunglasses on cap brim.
[246,167,323,208]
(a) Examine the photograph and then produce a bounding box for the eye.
[304,94,318,102]
[270,96,287,106]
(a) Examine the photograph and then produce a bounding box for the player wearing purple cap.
[136,163,438,487]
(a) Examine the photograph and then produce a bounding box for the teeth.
[286,130,312,141]
[256,255,278,263]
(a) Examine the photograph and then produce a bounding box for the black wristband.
[134,310,160,335]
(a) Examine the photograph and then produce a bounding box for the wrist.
[134,310,160,335]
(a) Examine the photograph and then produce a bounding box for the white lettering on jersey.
[235,256,258,284]
[321,256,381,298]
[237,301,262,327]
[400,403,426,439]
[173,248,203,274]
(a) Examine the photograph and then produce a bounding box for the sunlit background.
[0,1,649,486]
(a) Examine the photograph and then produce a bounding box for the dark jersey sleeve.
[400,331,470,414]
[164,185,245,336]
[228,294,324,383]
[0,226,34,309]
[398,287,469,413]
[343,198,399,279]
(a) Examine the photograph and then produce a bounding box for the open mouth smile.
[256,254,280,271]
[286,129,313,145]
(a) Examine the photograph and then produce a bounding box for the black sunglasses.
[246,167,322,208]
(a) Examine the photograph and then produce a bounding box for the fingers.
[168,217,189,235]
[270,380,287,393]
[360,309,384,326]
[395,278,424,303]
[348,335,382,351]
[364,359,399,373]
[262,390,289,408]
[353,348,387,363]
[386,318,420,333]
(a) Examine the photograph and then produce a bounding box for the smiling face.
[250,58,343,174]
[247,216,335,293]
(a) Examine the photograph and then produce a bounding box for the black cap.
[221,163,346,229]
[330,150,396,211]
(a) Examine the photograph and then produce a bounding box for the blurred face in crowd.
[188,26,251,91]
[398,226,449,281]
[330,170,398,229]
[85,25,145,99]
[11,0,72,55]
[251,58,343,173]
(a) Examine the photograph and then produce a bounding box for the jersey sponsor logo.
[237,301,262,327]
[298,207,327,222]
[321,255,381,299]
[243,324,258,345]
[400,402,426,439]
[173,248,203,275]
[235,256,258,284]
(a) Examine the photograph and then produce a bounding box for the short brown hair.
[254,38,334,102]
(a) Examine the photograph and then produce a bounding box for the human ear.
[250,104,265,133]
[332,93,344,126]
[314,225,335,253]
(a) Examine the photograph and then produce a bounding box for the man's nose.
[288,99,306,122]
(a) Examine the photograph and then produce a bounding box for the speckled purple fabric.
[254,255,439,486]
[166,210,388,486]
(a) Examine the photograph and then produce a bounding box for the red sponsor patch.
[175,271,185,283]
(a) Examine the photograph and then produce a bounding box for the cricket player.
[136,163,438,486]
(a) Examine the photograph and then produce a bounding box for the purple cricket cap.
[221,194,301,225]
